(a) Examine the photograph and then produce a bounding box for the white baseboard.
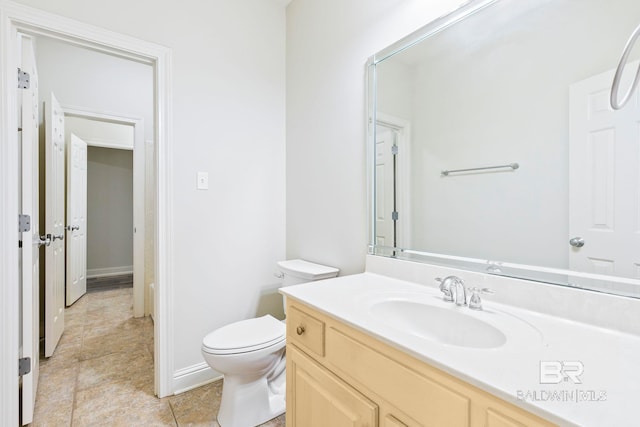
[87,266,133,279]
[173,362,221,395]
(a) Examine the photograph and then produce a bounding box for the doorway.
[31,35,155,424]
[1,3,174,424]
[71,123,136,293]
[35,32,153,329]
[62,108,148,318]
[375,113,412,250]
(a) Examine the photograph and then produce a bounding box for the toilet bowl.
[201,259,339,427]
[202,315,286,427]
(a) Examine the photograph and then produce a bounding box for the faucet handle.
[468,287,494,311]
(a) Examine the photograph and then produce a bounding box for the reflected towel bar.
[441,163,519,176]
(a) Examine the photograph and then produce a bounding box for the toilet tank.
[277,259,339,287]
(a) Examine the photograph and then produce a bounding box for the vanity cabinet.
[286,300,556,427]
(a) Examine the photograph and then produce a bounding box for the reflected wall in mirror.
[368,0,640,298]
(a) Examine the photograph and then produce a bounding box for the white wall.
[35,37,154,141]
[286,0,462,275]
[20,0,286,389]
[376,60,413,125]
[86,146,134,276]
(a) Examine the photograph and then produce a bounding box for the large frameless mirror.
[368,0,640,298]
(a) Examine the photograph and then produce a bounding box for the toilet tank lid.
[277,259,339,280]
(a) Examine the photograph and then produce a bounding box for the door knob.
[37,235,51,247]
[569,237,585,248]
[65,225,79,231]
[51,234,64,241]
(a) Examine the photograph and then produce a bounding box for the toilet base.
[217,359,286,427]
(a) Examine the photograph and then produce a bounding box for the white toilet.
[201,259,339,427]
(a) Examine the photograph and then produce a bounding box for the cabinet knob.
[296,325,305,336]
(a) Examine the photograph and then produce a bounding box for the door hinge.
[19,214,31,232]
[17,68,30,89]
[18,357,31,376]
[391,145,398,155]
[392,211,399,221]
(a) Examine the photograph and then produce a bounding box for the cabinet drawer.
[288,306,325,357]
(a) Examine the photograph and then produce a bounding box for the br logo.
[539,361,584,384]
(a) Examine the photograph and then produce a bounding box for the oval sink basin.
[370,300,507,349]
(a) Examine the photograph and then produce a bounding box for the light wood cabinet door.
[287,345,378,427]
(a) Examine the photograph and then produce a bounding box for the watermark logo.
[515,360,607,403]
[539,360,583,384]
[516,389,607,403]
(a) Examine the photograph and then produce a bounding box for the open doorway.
[34,33,155,333]
[85,145,134,289]
[62,109,150,318]
[3,4,174,423]
[66,118,137,294]
[27,33,156,424]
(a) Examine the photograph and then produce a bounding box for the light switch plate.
[197,172,209,190]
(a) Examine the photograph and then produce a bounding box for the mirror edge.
[372,0,499,65]
[366,54,376,256]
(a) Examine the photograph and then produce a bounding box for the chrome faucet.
[437,276,466,306]
[437,276,453,302]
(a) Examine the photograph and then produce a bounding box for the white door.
[375,125,396,247]
[66,134,87,305]
[19,34,40,425]
[44,92,66,357]
[569,67,640,280]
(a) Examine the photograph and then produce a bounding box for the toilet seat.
[202,315,285,355]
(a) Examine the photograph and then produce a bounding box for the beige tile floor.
[32,287,286,427]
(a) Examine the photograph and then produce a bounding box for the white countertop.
[280,272,640,427]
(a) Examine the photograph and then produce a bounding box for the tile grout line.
[167,398,179,426]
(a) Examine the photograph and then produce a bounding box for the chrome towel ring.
[611,23,640,110]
